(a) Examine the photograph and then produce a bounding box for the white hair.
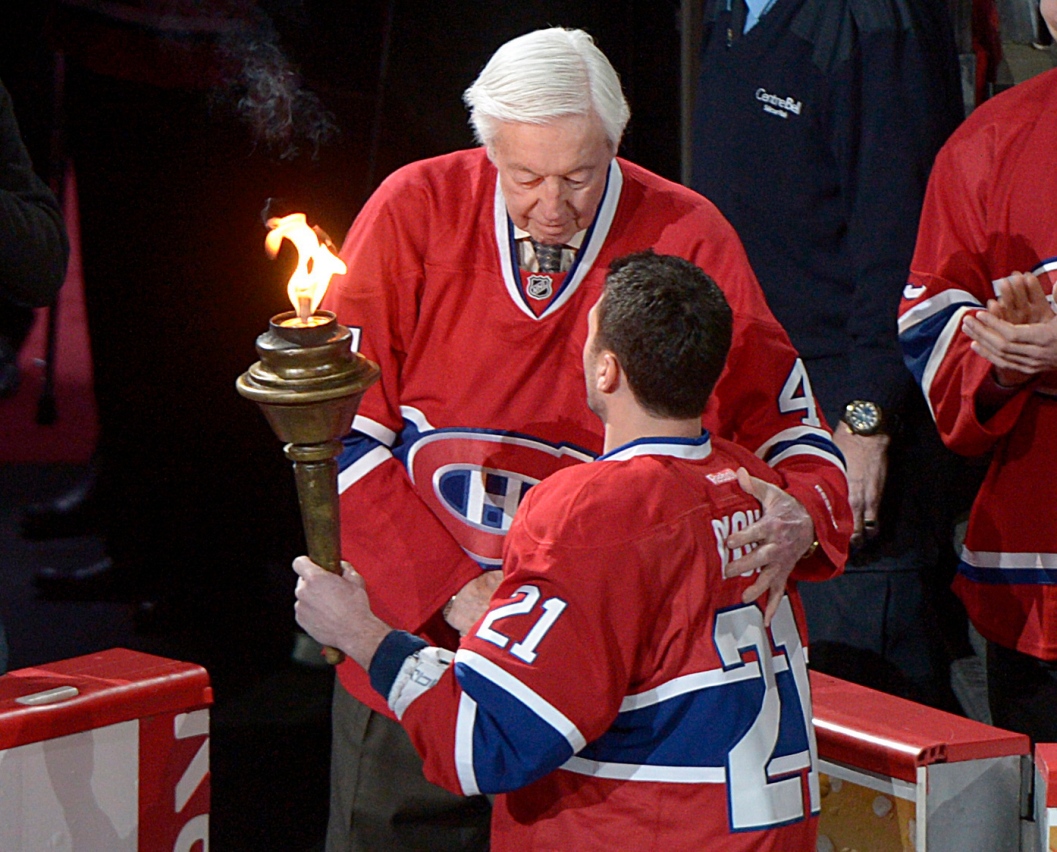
[463,28,630,151]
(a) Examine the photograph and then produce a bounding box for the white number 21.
[714,597,819,830]
[475,584,567,664]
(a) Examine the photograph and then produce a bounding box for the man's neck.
[602,408,702,454]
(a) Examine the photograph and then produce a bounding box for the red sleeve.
[897,122,1034,458]
[687,216,852,578]
[322,169,482,636]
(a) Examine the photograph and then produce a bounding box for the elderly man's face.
[489,113,614,246]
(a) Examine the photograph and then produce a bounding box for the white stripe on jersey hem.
[352,414,397,447]
[387,646,455,720]
[561,755,726,784]
[599,436,713,464]
[337,446,391,494]
[896,288,981,336]
[619,656,790,712]
[921,305,974,421]
[493,159,623,322]
[455,649,587,752]
[455,692,481,796]
[961,548,1057,570]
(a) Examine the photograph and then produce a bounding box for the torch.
[237,214,380,664]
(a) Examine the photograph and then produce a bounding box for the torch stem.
[287,440,347,665]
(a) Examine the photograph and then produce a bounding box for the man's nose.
[537,177,568,217]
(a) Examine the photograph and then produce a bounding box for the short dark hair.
[594,250,733,419]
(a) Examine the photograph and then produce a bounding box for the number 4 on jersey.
[778,359,821,428]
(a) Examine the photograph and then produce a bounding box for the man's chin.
[531,226,574,245]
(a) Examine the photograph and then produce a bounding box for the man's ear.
[596,351,621,395]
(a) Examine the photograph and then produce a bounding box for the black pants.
[987,640,1057,742]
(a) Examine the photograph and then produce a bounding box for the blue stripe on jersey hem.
[369,630,429,698]
[579,666,809,768]
[958,563,1057,585]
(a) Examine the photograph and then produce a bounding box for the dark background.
[0,3,683,849]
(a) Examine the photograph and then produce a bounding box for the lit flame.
[265,213,347,325]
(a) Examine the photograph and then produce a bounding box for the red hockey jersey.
[898,68,1057,658]
[324,148,850,712]
[368,435,820,851]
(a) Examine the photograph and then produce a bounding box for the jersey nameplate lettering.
[713,509,762,574]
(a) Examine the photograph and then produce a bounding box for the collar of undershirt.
[512,226,587,251]
[597,432,714,463]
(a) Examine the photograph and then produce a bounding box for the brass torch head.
[236,311,380,445]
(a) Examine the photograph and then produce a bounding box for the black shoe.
[34,557,140,602]
[21,471,101,539]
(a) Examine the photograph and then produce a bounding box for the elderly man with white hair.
[319,26,850,851]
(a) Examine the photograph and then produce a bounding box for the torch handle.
[288,442,347,666]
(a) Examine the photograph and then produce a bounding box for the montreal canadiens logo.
[526,274,553,300]
[405,430,593,565]
[435,465,538,534]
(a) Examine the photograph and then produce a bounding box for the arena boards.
[0,649,211,850]
[812,671,1030,851]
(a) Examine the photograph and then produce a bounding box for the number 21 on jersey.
[475,584,567,664]
[715,596,820,831]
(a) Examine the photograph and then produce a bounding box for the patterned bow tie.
[531,239,564,273]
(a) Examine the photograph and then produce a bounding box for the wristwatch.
[842,400,884,436]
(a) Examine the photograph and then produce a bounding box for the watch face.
[844,401,881,435]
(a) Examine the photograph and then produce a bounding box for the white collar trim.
[493,159,623,321]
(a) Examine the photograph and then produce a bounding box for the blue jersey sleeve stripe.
[337,445,391,493]
[899,302,972,386]
[760,434,845,471]
[337,431,397,495]
[897,288,981,337]
[454,659,578,794]
[455,650,586,750]
[755,425,832,458]
[579,668,809,769]
[958,549,1057,585]
[352,414,397,446]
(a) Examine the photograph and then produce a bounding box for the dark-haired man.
[295,251,822,851]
